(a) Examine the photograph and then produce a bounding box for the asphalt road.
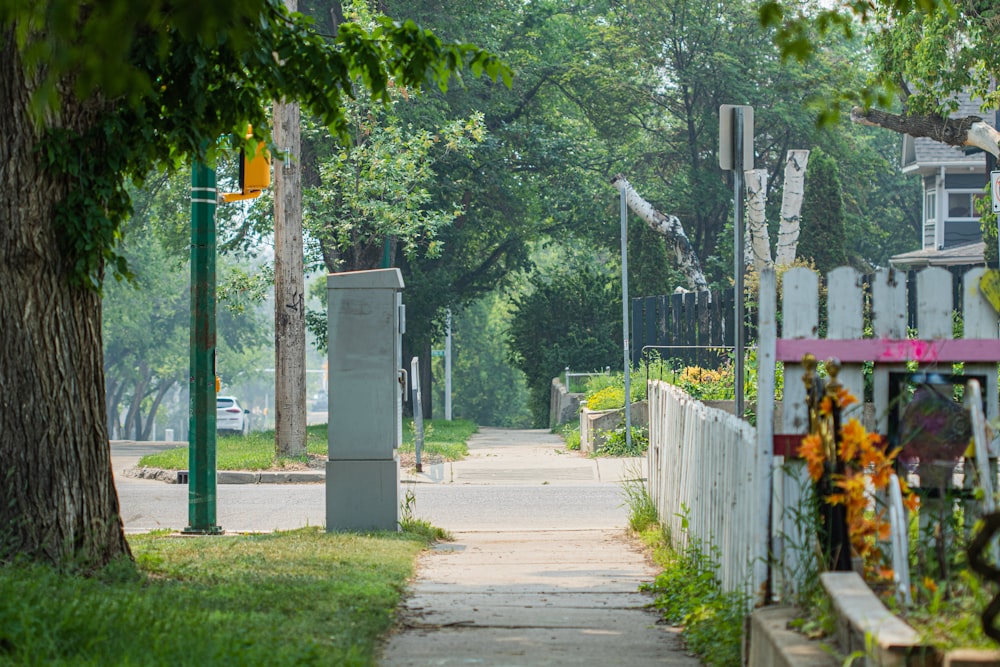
[112,431,633,533]
[114,475,628,534]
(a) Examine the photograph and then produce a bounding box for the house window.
[946,191,986,219]
[943,190,985,248]
[923,191,936,248]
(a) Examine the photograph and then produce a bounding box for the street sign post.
[719,105,754,417]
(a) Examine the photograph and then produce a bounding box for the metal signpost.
[620,188,632,449]
[185,161,221,535]
[185,136,270,534]
[719,104,754,417]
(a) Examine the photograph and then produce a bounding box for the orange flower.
[876,520,891,541]
[820,395,833,417]
[878,567,895,581]
[836,387,858,409]
[827,492,847,506]
[839,419,867,461]
[798,433,826,481]
[903,492,921,513]
[923,577,938,593]
[870,463,893,489]
[834,474,868,512]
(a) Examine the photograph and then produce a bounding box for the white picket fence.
[646,381,766,605]
[646,265,1000,605]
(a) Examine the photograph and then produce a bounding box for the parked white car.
[216,396,250,435]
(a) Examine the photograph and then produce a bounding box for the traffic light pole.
[184,160,222,535]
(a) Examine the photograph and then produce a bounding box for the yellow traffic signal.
[221,127,271,203]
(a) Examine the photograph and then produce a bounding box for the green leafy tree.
[0,0,507,568]
[103,176,270,443]
[508,269,621,427]
[433,295,532,428]
[796,149,848,274]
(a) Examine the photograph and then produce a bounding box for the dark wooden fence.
[630,288,735,369]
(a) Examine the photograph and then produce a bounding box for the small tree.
[507,270,620,426]
[796,149,848,275]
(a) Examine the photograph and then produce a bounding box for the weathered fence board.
[647,381,762,605]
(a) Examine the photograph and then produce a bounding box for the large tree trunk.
[775,150,809,267]
[0,33,130,567]
[610,174,709,292]
[273,39,307,458]
[851,107,1000,157]
[745,169,772,272]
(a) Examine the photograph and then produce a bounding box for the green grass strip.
[137,419,476,471]
[0,528,427,666]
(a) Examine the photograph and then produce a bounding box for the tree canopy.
[761,0,1000,156]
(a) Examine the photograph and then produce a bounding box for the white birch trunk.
[775,150,809,266]
[745,168,772,271]
[611,174,709,292]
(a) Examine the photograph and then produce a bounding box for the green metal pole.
[184,160,222,534]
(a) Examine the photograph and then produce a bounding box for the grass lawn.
[0,527,431,666]
[137,419,477,471]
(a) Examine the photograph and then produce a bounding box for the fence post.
[756,268,777,604]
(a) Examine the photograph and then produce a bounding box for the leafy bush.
[583,369,647,410]
[643,512,748,667]
[596,424,647,457]
[564,429,581,450]
[586,385,626,411]
[551,421,581,450]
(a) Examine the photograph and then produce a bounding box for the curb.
[121,467,325,484]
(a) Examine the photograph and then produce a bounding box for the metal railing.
[564,366,611,393]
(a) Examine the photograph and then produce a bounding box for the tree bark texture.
[745,169,772,272]
[775,150,809,267]
[273,91,308,458]
[610,174,709,292]
[0,32,130,567]
[851,107,1000,157]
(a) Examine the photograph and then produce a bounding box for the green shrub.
[583,371,646,411]
[595,424,647,457]
[620,471,658,533]
[586,385,626,411]
[564,429,581,450]
[643,531,747,667]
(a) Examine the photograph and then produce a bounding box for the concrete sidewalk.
[380,428,699,667]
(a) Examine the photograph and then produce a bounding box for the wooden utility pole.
[273,0,307,457]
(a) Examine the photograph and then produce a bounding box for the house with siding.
[889,97,995,268]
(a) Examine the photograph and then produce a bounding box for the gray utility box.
[326,268,405,531]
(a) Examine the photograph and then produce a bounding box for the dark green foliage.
[433,296,532,428]
[5,1,509,289]
[797,148,848,275]
[628,219,685,297]
[507,269,621,426]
